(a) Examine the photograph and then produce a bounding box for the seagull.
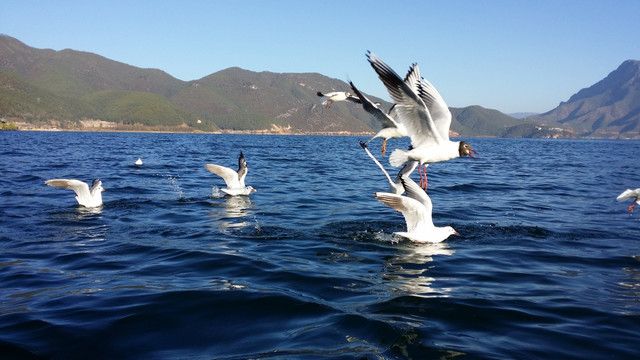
[350,80,407,156]
[316,91,361,108]
[205,152,256,196]
[366,51,477,189]
[134,157,143,165]
[360,140,416,194]
[374,175,459,243]
[44,178,105,208]
[616,188,640,212]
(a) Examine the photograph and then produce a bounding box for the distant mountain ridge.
[2,34,638,138]
[0,35,382,133]
[533,60,640,138]
[0,35,525,135]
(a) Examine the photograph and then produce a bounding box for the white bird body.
[205,152,256,196]
[45,178,105,208]
[617,188,640,212]
[390,141,462,166]
[374,126,406,142]
[366,52,476,168]
[134,157,143,165]
[316,91,361,108]
[374,175,458,243]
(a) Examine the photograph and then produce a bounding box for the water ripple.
[1,133,639,359]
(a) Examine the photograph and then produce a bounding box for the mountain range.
[1,35,639,138]
[532,60,640,139]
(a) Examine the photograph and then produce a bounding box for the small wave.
[459,222,556,240]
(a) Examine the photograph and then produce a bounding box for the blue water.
[1,131,639,359]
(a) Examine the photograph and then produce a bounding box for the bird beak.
[454,231,460,236]
[469,149,478,160]
[252,188,257,192]
[102,188,106,192]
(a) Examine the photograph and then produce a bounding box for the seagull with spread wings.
[45,178,105,208]
[367,51,477,189]
[374,174,459,243]
[205,152,256,196]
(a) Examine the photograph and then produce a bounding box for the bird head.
[459,141,478,159]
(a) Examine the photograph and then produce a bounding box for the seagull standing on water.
[367,51,477,189]
[316,91,361,108]
[374,175,459,243]
[205,152,256,196]
[350,80,407,156]
[44,178,105,208]
[617,188,640,212]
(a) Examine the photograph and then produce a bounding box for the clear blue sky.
[2,0,639,114]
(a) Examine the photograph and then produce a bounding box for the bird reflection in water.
[208,195,255,230]
[382,242,454,297]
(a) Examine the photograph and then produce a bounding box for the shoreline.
[6,127,377,137]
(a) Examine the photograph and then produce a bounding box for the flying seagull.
[316,91,361,108]
[617,188,640,212]
[367,51,477,189]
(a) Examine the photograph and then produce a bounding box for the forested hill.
[2,34,617,138]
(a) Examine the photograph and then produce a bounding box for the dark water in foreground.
[1,131,639,359]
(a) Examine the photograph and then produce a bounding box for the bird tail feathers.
[389,149,409,167]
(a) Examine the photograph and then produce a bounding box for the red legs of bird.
[381,139,387,157]
[629,200,637,212]
[422,166,428,190]
[418,164,428,190]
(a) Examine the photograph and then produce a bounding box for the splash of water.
[164,174,183,199]
[210,186,224,198]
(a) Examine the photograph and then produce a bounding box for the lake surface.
[1,131,639,359]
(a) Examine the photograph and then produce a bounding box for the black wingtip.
[399,174,408,187]
[359,140,368,149]
[316,91,323,97]
[349,80,362,97]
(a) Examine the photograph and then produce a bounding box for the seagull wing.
[350,80,401,130]
[205,164,241,188]
[367,51,444,148]
[346,93,363,104]
[617,189,640,201]
[402,60,451,141]
[374,192,430,233]
[418,77,452,141]
[400,175,434,226]
[393,161,419,185]
[360,140,395,189]
[403,62,421,93]
[237,152,248,187]
[45,179,92,203]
